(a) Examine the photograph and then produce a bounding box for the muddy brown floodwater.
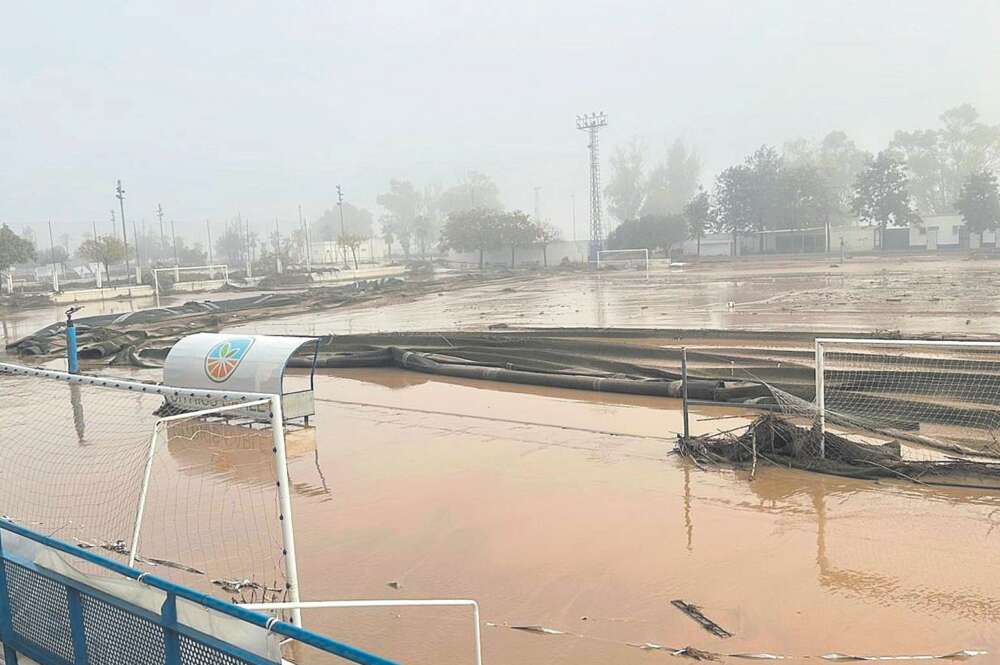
[278,368,1000,664]
[231,254,1000,337]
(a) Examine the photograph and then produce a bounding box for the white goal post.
[0,361,303,626]
[152,264,230,307]
[812,338,1000,459]
[596,248,649,275]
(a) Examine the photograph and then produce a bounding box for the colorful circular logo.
[204,337,255,383]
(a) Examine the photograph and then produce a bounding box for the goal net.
[0,363,292,607]
[772,338,1000,460]
[153,264,230,306]
[596,248,649,273]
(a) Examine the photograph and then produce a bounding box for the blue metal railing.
[0,518,399,665]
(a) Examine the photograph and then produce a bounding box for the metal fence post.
[815,339,825,458]
[161,592,182,665]
[0,530,16,660]
[66,588,88,664]
[271,395,303,627]
[681,347,690,440]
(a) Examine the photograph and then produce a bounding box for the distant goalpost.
[595,248,649,276]
[774,338,1000,459]
[152,264,230,307]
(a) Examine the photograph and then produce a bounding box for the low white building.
[909,215,962,250]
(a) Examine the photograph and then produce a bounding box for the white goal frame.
[814,337,1000,458]
[596,248,649,276]
[152,264,230,307]
[0,361,302,627]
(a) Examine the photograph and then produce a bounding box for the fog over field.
[2,1,998,243]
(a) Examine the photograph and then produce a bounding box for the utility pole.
[47,220,58,291]
[170,220,178,267]
[132,219,142,282]
[245,217,254,278]
[274,218,283,274]
[91,221,102,287]
[115,179,131,279]
[206,220,213,265]
[336,185,348,267]
[533,186,542,223]
[237,212,246,274]
[110,209,116,237]
[576,112,608,261]
[299,204,312,272]
[156,204,165,256]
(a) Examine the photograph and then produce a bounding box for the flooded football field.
[5,254,1000,663]
[234,255,1000,338]
[278,369,1000,664]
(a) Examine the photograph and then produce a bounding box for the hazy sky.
[2,1,998,245]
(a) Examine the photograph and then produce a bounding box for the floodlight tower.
[576,112,608,261]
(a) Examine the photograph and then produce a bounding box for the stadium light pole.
[576,112,608,262]
[115,179,132,280]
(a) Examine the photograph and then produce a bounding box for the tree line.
[605,104,1000,255]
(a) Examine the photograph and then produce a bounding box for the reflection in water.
[593,276,607,329]
[314,449,330,495]
[747,473,1000,624]
[69,382,86,444]
[164,420,329,498]
[683,465,693,552]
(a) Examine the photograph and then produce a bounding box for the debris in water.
[211,578,281,594]
[510,625,566,635]
[630,643,720,661]
[821,651,987,661]
[75,538,204,574]
[677,415,1000,487]
[729,654,790,660]
[143,556,205,575]
[671,599,733,638]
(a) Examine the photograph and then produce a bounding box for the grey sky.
[2,1,998,244]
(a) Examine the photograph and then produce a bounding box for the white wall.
[681,233,732,256]
[310,238,387,265]
[447,240,589,266]
[909,215,962,248]
[830,225,876,253]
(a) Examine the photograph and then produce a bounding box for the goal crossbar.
[152,264,230,307]
[595,248,649,275]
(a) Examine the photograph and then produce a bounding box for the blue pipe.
[66,322,78,374]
